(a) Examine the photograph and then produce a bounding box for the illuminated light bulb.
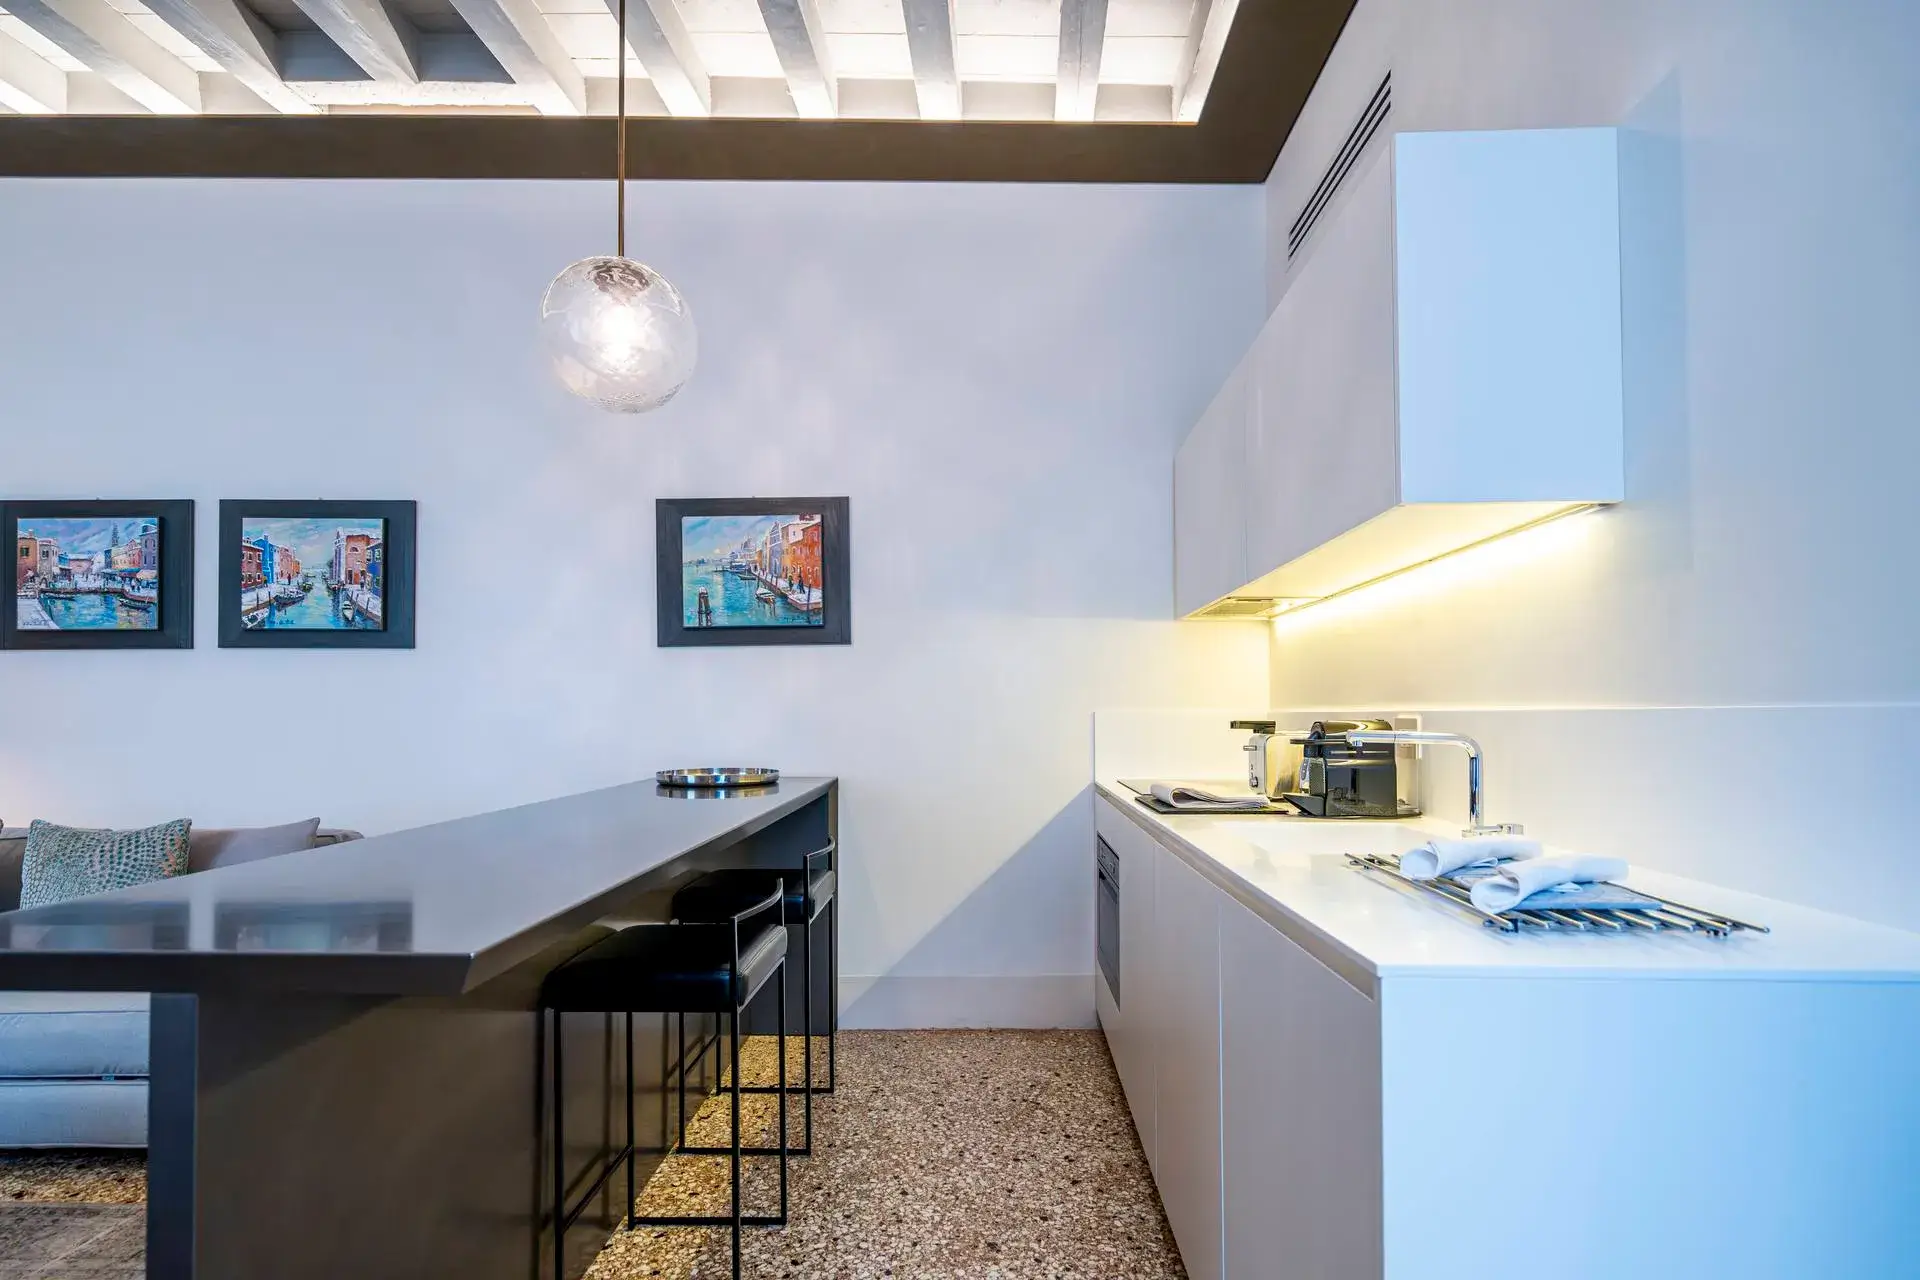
[541,256,697,414]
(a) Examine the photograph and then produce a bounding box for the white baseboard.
[839,974,1097,1029]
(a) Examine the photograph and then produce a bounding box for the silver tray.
[656,767,780,788]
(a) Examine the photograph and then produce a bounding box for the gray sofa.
[0,824,361,1148]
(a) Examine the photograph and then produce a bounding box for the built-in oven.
[1096,835,1120,1003]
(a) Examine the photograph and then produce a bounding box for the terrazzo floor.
[0,1030,1183,1279]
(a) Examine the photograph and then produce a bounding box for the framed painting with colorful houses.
[217,500,416,648]
[656,497,850,647]
[2,499,195,649]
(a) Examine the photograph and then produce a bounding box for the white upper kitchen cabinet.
[1172,356,1253,618]
[1177,127,1626,616]
[1245,149,1401,590]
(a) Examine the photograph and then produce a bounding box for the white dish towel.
[1398,835,1542,881]
[1468,855,1630,914]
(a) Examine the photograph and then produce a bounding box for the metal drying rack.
[1345,853,1770,936]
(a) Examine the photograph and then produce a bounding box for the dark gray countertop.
[0,777,834,996]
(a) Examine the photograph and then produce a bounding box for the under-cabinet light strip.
[1262,503,1606,622]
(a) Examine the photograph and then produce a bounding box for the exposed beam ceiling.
[143,0,316,114]
[1176,0,1240,124]
[287,0,419,85]
[0,25,65,112]
[756,0,832,120]
[0,0,1359,182]
[602,0,707,118]
[1055,0,1108,124]
[447,0,584,116]
[899,0,956,121]
[5,0,200,112]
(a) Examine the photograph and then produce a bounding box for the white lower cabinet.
[1220,898,1382,1280]
[1151,845,1224,1280]
[1100,796,1916,1279]
[1098,795,1379,1280]
[1099,800,1161,1169]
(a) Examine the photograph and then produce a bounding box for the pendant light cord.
[616,0,627,259]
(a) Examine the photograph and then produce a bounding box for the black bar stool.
[671,842,837,1155]
[541,883,789,1280]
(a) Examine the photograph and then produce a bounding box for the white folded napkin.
[1468,855,1630,914]
[1398,834,1542,881]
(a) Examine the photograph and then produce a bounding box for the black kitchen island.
[0,777,837,1280]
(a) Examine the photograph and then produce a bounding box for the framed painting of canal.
[1,500,194,650]
[656,497,851,647]
[217,500,416,649]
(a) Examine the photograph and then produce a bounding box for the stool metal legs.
[825,894,837,1091]
[729,1008,741,1260]
[624,1012,634,1230]
[738,917,816,1153]
[552,1013,566,1280]
[736,894,838,1160]
[635,1007,786,1279]
[549,992,789,1280]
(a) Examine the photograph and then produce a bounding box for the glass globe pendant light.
[540,0,696,413]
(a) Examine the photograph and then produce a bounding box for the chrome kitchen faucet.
[1339,729,1522,836]
[1233,720,1520,836]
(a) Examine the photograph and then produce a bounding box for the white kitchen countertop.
[1097,779,1920,984]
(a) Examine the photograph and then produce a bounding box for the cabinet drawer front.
[1220,898,1382,1280]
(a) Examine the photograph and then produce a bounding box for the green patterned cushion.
[18,818,194,909]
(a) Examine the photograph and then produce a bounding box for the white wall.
[1256,1,1920,928]
[0,178,1271,1026]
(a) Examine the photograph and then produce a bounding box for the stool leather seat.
[674,867,836,925]
[544,920,786,1014]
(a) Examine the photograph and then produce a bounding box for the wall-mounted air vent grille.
[1287,72,1392,260]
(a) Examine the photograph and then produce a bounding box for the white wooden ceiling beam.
[5,0,199,112]
[448,0,584,114]
[143,0,318,114]
[1175,0,1237,123]
[756,0,833,119]
[899,0,957,121]
[599,0,707,117]
[288,0,420,85]
[0,26,66,113]
[1054,0,1106,122]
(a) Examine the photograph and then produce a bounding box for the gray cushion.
[0,992,149,1078]
[186,818,322,874]
[19,818,192,910]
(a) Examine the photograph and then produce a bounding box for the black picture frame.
[218,500,417,649]
[656,497,850,647]
[1,500,194,650]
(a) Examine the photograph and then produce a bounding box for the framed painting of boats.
[656,497,850,647]
[1,499,194,650]
[218,500,416,649]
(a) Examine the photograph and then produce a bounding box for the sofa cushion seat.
[0,991,149,1079]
